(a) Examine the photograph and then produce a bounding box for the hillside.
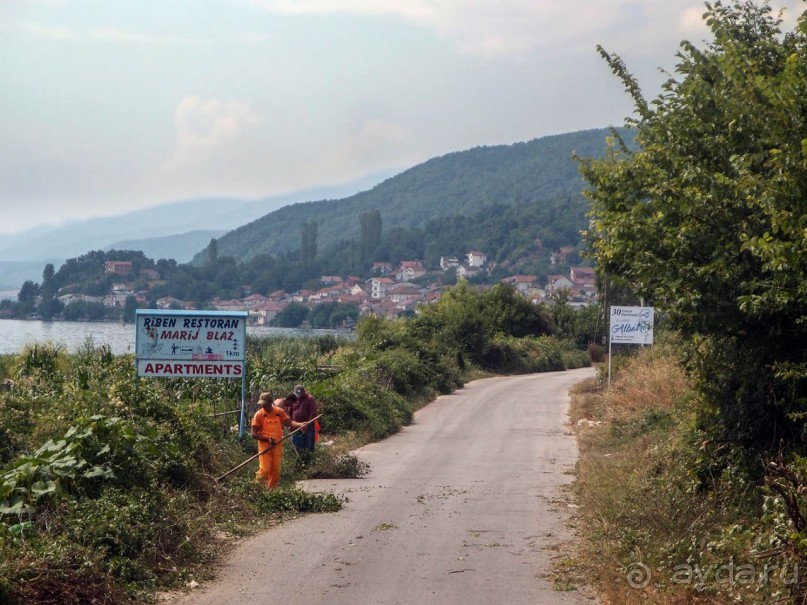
[193,128,630,265]
[105,229,228,264]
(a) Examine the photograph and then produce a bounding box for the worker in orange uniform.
[250,392,305,488]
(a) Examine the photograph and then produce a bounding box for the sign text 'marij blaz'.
[135,310,247,378]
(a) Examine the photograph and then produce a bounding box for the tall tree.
[38,263,56,319]
[300,221,318,264]
[360,210,382,262]
[122,295,138,323]
[206,238,218,267]
[17,280,39,316]
[578,1,807,456]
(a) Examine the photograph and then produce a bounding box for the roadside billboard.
[135,309,249,435]
[608,305,654,386]
[135,309,247,377]
[609,305,654,345]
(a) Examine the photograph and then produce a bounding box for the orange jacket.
[251,407,289,443]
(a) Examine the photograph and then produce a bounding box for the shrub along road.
[169,368,596,605]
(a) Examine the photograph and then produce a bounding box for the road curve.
[171,367,597,605]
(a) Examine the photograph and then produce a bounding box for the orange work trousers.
[255,443,283,488]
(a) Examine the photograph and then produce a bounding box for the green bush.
[57,487,196,583]
[0,395,36,465]
[482,335,585,374]
[316,373,412,439]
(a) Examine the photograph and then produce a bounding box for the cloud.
[160,95,263,176]
[86,27,195,46]
[251,0,712,58]
[328,116,410,172]
[10,20,81,41]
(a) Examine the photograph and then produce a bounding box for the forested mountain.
[105,230,227,264]
[192,128,631,266]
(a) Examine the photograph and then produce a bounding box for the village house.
[338,292,367,305]
[291,289,316,304]
[308,285,343,303]
[58,293,103,306]
[466,250,487,267]
[456,264,483,279]
[347,282,366,297]
[568,266,598,301]
[546,274,574,295]
[367,277,396,300]
[396,260,427,282]
[502,275,539,295]
[103,283,135,307]
[362,298,402,320]
[104,260,132,276]
[249,301,287,326]
[267,289,288,302]
[241,293,270,309]
[211,298,246,312]
[570,266,596,286]
[439,256,460,271]
[550,246,577,267]
[421,285,443,304]
[371,262,393,275]
[387,283,421,304]
[155,296,184,309]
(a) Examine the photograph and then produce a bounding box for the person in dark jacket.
[291,384,318,452]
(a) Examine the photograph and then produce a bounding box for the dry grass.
[566,342,745,605]
[602,349,689,423]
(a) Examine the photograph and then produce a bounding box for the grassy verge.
[566,337,805,604]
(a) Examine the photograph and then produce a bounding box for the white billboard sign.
[609,306,654,345]
[135,310,247,378]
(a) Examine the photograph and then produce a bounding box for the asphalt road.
[170,367,597,605]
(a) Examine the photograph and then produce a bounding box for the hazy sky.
[0,0,802,235]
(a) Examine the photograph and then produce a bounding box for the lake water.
[0,319,352,356]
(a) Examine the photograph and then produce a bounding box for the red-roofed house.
[502,275,538,295]
[367,277,395,299]
[396,260,427,282]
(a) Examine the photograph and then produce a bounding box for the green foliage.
[281,444,370,481]
[59,488,197,583]
[550,292,603,349]
[0,396,34,464]
[406,282,555,368]
[246,336,322,393]
[15,342,63,380]
[481,334,590,374]
[306,302,359,328]
[0,415,184,518]
[356,314,465,395]
[579,1,807,456]
[247,485,341,514]
[316,373,412,439]
[271,301,310,327]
